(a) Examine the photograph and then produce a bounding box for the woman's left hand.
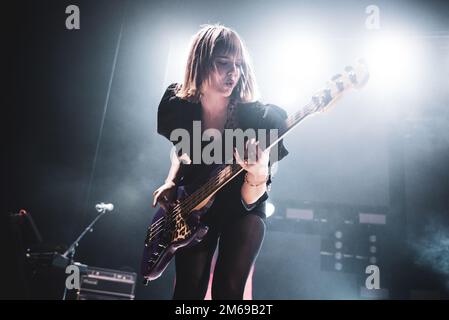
[234,138,269,179]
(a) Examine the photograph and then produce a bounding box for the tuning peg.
[331,73,342,80]
[323,88,332,106]
[344,66,358,85]
[331,74,344,92]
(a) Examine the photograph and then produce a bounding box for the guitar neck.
[266,101,316,153]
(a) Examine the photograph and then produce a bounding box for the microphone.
[10,209,28,217]
[10,209,43,243]
[95,202,114,213]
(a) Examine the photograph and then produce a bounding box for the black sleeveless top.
[157,83,289,220]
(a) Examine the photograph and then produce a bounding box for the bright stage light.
[277,37,327,76]
[266,202,275,218]
[363,33,425,93]
[268,36,328,108]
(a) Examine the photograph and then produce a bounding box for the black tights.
[172,213,266,300]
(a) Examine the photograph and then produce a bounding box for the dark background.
[4,0,449,299]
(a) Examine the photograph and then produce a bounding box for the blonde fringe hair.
[176,24,259,103]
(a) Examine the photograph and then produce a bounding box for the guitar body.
[141,164,224,282]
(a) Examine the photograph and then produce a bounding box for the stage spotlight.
[269,36,328,108]
[266,202,275,218]
[363,33,424,92]
[278,37,326,76]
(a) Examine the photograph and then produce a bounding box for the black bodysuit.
[157,83,289,299]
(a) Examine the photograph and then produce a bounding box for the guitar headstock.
[310,60,369,114]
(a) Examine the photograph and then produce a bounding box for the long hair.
[176,24,259,103]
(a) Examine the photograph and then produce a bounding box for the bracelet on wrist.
[244,172,268,187]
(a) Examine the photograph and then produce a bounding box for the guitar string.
[147,164,242,242]
[149,165,235,229]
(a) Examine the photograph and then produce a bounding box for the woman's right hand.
[152,181,177,211]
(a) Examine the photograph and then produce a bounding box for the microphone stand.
[61,208,109,300]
